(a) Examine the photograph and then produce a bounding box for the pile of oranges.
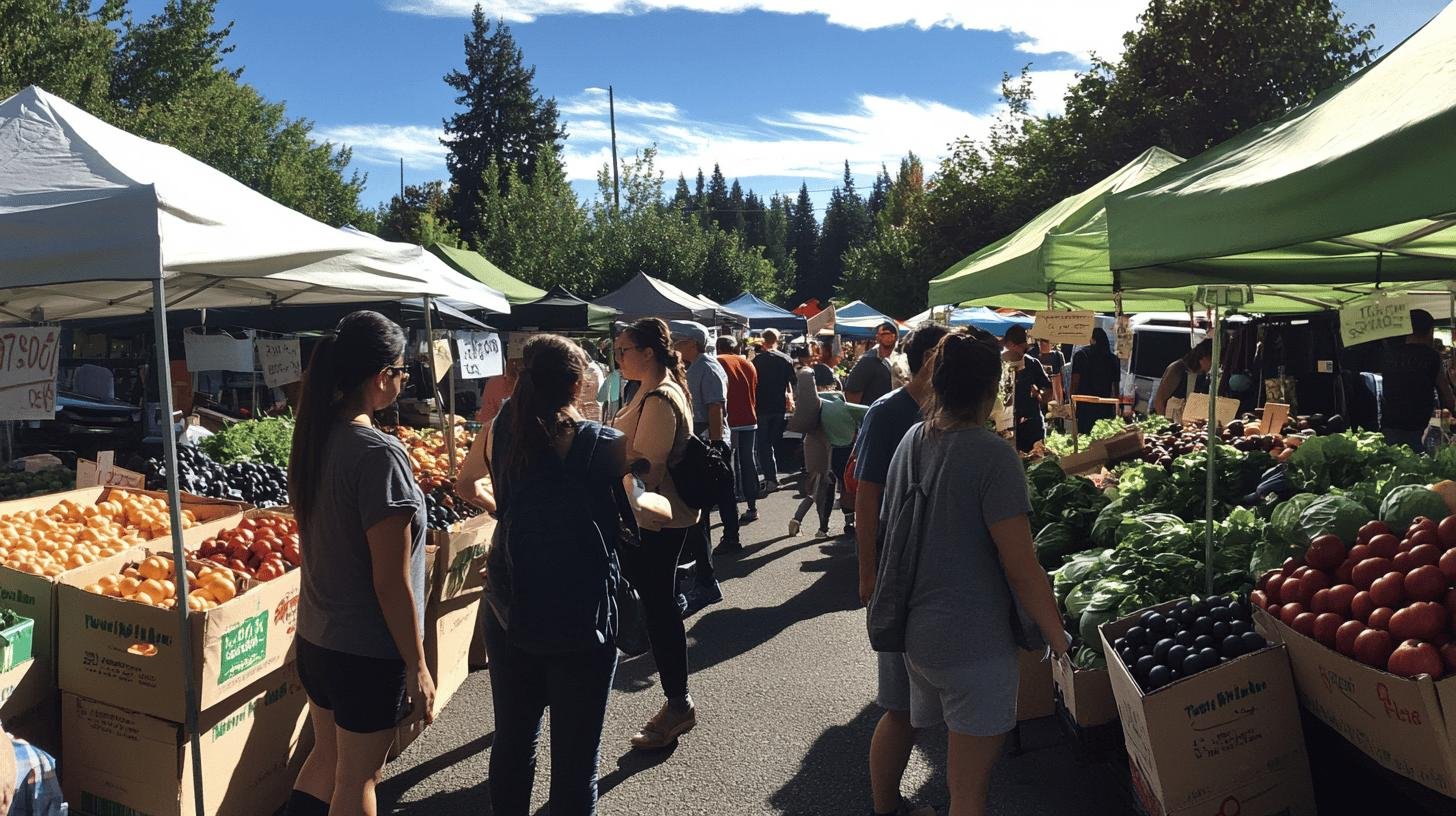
[0,490,198,577]
[82,554,239,612]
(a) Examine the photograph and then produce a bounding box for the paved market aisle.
[378,479,1132,815]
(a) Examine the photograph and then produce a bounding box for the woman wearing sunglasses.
[286,311,434,816]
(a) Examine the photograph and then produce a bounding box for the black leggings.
[622,525,693,699]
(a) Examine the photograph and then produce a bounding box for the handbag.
[642,386,733,510]
[609,468,652,658]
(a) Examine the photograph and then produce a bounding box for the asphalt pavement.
[378,476,1135,815]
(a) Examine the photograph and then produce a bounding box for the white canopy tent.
[0,86,510,320]
[0,85,512,815]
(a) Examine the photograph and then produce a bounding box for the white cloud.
[1021,69,1081,117]
[314,123,447,169]
[387,0,1143,59]
[560,87,680,120]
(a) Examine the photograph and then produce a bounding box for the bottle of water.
[1423,412,1448,456]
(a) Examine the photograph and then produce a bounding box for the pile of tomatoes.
[194,514,300,583]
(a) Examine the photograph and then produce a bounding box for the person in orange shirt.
[715,335,760,547]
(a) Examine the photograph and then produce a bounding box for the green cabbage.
[1090,499,1126,549]
[1034,523,1078,570]
[1080,608,1119,653]
[1296,495,1373,544]
[1271,493,1318,545]
[1379,484,1448,530]
[1053,550,1106,603]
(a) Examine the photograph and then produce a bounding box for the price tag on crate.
[0,327,59,421]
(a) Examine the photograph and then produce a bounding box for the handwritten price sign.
[255,338,301,388]
[456,332,503,380]
[1340,295,1412,347]
[0,328,59,421]
[1031,309,1095,345]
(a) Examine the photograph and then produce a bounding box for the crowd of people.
[281,309,1075,816]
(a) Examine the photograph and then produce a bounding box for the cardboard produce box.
[1052,653,1119,728]
[1016,648,1055,721]
[62,664,308,816]
[1255,608,1456,798]
[0,486,245,682]
[428,591,482,708]
[429,512,494,604]
[1101,601,1316,816]
[57,545,300,722]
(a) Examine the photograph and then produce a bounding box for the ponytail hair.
[625,318,688,392]
[502,334,587,487]
[289,311,407,524]
[926,328,1003,426]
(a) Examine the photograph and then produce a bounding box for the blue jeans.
[757,411,787,483]
[732,429,760,508]
[484,611,618,816]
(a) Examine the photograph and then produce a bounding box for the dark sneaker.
[714,538,743,556]
[739,508,759,524]
[843,523,857,539]
[631,702,697,750]
[675,592,689,616]
[681,581,723,617]
[897,800,937,816]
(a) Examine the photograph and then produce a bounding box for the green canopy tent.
[430,243,547,305]
[1106,3,1456,289]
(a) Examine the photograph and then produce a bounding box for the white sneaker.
[788,518,801,536]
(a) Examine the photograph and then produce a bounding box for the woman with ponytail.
[287,311,433,816]
[610,317,701,750]
[480,334,626,815]
[880,328,1070,816]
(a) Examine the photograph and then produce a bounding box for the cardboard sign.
[1182,392,1240,426]
[506,333,526,360]
[456,332,503,380]
[1115,314,1133,361]
[1340,294,1412,346]
[1260,402,1291,436]
[254,338,301,388]
[1031,309,1095,345]
[431,339,453,384]
[806,304,836,336]
[182,330,255,373]
[0,327,59,421]
[75,451,146,490]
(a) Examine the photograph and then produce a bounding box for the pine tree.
[786,182,819,304]
[671,173,692,213]
[816,161,872,301]
[868,164,892,221]
[726,179,747,235]
[693,168,708,227]
[764,194,795,303]
[706,164,729,229]
[442,6,565,244]
[742,190,766,248]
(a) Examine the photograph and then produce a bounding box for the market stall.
[0,84,510,816]
[592,271,745,325]
[430,242,547,305]
[833,300,906,338]
[722,291,806,333]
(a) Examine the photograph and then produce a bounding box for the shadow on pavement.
[768,702,914,815]
[597,743,680,799]
[378,732,494,812]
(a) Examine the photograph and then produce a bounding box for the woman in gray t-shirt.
[286,311,432,816]
[880,329,1069,816]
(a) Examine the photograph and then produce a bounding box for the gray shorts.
[875,651,911,711]
[904,653,1017,737]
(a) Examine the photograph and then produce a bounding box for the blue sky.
[131,0,1449,213]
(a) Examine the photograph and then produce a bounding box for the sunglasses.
[613,344,641,356]
[382,365,410,380]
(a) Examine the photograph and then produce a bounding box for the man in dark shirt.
[1002,325,1051,452]
[751,328,796,489]
[844,321,897,406]
[851,322,948,816]
[1382,309,1456,450]
[1037,338,1066,404]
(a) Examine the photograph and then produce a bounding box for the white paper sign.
[1340,295,1412,347]
[1183,392,1241,427]
[183,330,255,372]
[806,304,836,336]
[1031,310,1095,345]
[0,327,59,420]
[1115,315,1133,361]
[255,338,301,388]
[456,332,503,380]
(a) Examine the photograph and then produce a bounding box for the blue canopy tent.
[835,300,907,338]
[949,306,1034,335]
[723,292,807,332]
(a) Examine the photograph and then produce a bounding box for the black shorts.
[297,637,411,734]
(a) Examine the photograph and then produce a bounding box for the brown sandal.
[630,702,697,749]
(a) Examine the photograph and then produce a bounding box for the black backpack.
[486,422,620,654]
[645,388,733,511]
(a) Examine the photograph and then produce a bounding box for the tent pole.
[446,327,458,474]
[152,279,207,816]
[1205,304,1222,596]
[422,295,447,438]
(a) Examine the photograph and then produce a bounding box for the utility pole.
[609,85,621,212]
[399,157,405,201]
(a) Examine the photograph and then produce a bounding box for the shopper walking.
[611,318,702,750]
[788,352,829,536]
[481,334,626,816]
[880,328,1069,816]
[845,321,899,407]
[1071,328,1121,435]
[790,366,865,537]
[752,328,796,491]
[1000,325,1052,453]
[1381,308,1456,450]
[287,311,433,816]
[850,323,946,816]
[716,335,760,541]
[673,320,728,616]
